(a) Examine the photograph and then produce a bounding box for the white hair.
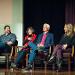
[43,23,50,30]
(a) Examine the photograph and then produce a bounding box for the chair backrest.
[71,45,75,57]
[35,46,53,62]
[63,45,74,58]
[12,40,18,46]
[10,40,18,58]
[62,45,75,67]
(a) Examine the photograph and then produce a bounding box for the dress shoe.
[10,62,16,68]
[56,58,62,72]
[47,54,51,60]
[23,64,32,70]
[48,56,55,63]
[21,64,32,73]
[56,69,62,72]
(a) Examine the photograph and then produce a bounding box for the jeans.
[15,50,26,65]
[28,42,38,64]
[0,42,11,53]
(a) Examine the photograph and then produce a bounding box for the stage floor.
[0,69,75,75]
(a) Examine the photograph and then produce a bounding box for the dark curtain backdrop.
[23,0,65,44]
[65,0,75,24]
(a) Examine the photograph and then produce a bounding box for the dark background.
[23,0,75,44]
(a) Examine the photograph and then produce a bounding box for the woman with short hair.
[11,26,37,68]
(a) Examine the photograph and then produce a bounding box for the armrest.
[9,46,18,59]
[9,47,14,58]
[49,46,52,54]
[72,45,74,57]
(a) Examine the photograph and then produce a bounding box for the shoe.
[10,68,14,72]
[22,64,32,70]
[26,64,32,70]
[47,54,51,60]
[48,56,55,63]
[11,63,16,68]
[22,68,32,73]
[56,58,62,72]
[56,63,62,72]
[56,69,62,72]
[21,64,32,73]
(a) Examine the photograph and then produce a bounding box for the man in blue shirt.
[0,25,17,53]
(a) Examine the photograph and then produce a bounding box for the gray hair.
[43,23,50,30]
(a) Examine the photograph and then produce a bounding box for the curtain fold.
[65,0,75,24]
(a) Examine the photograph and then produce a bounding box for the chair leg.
[6,54,9,70]
[44,61,47,74]
[32,62,34,71]
[68,56,71,71]
[26,54,28,67]
[52,63,55,71]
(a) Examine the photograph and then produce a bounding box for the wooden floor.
[0,69,75,75]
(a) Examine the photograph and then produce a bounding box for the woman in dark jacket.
[48,24,75,71]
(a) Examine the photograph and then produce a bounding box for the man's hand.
[6,41,13,46]
[37,43,44,47]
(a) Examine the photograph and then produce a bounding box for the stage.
[0,69,75,75]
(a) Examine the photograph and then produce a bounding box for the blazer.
[36,32,54,48]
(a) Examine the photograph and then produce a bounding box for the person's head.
[64,24,68,33]
[4,25,11,34]
[26,27,34,35]
[64,24,74,36]
[43,23,50,32]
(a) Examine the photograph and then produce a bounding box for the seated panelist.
[0,25,17,53]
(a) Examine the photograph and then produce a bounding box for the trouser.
[15,50,26,65]
[0,42,11,53]
[28,42,46,64]
[28,42,38,64]
[51,45,63,69]
[52,45,63,59]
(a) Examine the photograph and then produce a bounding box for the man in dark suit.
[23,23,54,71]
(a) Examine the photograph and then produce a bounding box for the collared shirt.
[40,33,47,45]
[0,33,16,44]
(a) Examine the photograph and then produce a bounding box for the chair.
[0,40,18,69]
[62,45,74,71]
[13,46,29,68]
[32,46,52,70]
